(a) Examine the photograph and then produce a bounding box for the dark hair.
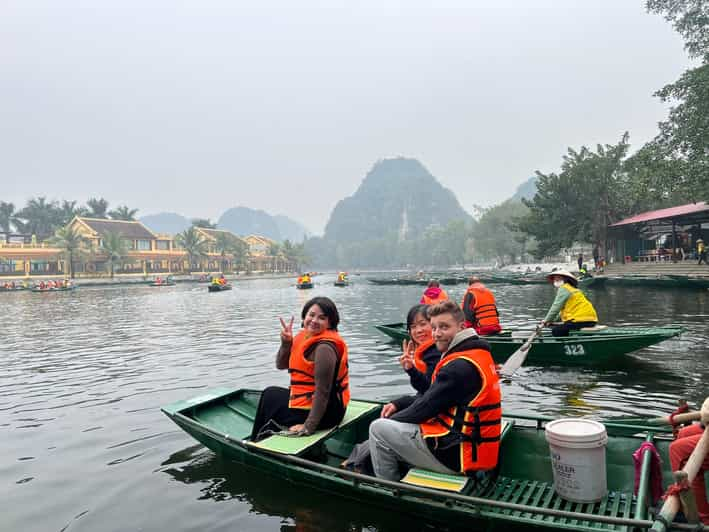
[427,300,464,323]
[406,304,430,331]
[427,280,440,288]
[468,276,480,285]
[301,296,340,330]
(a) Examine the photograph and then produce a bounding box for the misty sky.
[1,1,692,234]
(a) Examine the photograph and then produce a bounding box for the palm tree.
[86,197,109,219]
[100,232,129,278]
[191,218,216,229]
[283,240,310,272]
[175,227,209,273]
[108,205,138,221]
[48,225,91,278]
[57,200,87,226]
[16,197,62,239]
[215,232,237,273]
[0,202,16,242]
[268,242,282,272]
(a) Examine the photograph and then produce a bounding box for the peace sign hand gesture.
[399,339,416,371]
[279,316,295,343]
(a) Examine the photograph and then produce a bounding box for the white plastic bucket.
[544,418,608,503]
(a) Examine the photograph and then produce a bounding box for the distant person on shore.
[577,253,583,271]
[698,239,707,265]
[420,280,449,305]
[250,297,349,441]
[543,270,598,337]
[593,245,600,271]
[460,276,502,336]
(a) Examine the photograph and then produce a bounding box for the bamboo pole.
[651,398,709,532]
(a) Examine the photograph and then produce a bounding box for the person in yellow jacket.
[543,270,598,337]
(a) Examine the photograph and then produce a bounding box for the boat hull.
[374,323,683,365]
[296,283,313,289]
[163,388,672,532]
[208,284,232,292]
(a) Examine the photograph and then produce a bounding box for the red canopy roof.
[610,202,709,227]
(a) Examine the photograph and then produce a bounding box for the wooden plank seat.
[246,400,379,456]
[401,419,514,494]
[579,325,609,332]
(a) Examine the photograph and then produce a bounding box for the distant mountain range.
[323,157,473,242]
[140,208,310,242]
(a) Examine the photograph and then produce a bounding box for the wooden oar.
[499,323,543,377]
[607,411,700,427]
[651,426,709,530]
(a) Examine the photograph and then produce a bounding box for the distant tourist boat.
[208,283,232,292]
[296,282,313,289]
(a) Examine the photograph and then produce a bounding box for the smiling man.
[368,301,502,481]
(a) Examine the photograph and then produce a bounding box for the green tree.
[191,218,216,229]
[214,232,248,273]
[0,202,18,240]
[267,241,284,272]
[48,225,91,279]
[86,198,109,219]
[16,197,62,239]
[175,227,209,273]
[516,135,632,259]
[108,205,139,221]
[282,240,310,272]
[99,232,129,278]
[473,200,531,264]
[637,1,709,201]
[57,200,88,226]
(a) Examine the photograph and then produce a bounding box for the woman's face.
[303,304,331,335]
[409,312,432,345]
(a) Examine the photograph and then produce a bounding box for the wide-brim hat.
[698,239,704,243]
[547,269,578,287]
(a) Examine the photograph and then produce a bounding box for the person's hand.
[381,403,398,418]
[542,321,551,328]
[279,316,294,343]
[289,423,306,434]
[399,339,415,370]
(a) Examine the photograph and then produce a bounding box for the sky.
[0,0,693,234]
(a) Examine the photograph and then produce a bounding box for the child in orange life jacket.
[250,296,350,441]
[369,301,501,481]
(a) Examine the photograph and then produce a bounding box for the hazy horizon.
[1,1,693,234]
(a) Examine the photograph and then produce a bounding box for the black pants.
[551,321,597,337]
[250,386,345,441]
[699,252,707,265]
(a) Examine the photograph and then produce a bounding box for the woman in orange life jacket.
[380,304,442,419]
[420,280,449,305]
[250,296,350,441]
[461,276,502,336]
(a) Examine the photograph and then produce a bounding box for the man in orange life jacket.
[368,300,502,481]
[461,276,502,335]
[420,280,449,305]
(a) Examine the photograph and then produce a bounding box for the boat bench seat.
[245,400,379,456]
[401,418,514,493]
[579,324,608,332]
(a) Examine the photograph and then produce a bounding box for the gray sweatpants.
[368,418,457,481]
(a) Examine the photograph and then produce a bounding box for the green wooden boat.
[373,323,683,365]
[296,282,314,289]
[208,283,232,292]
[163,387,676,532]
[31,285,76,292]
[666,275,709,289]
[150,281,176,287]
[334,280,350,287]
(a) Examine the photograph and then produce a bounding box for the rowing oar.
[499,323,543,377]
[607,411,701,427]
[651,398,709,532]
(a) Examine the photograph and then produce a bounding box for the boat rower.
[543,270,598,337]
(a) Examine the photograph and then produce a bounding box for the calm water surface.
[2,276,708,531]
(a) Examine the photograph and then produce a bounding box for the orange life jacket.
[419,345,502,473]
[288,329,350,410]
[412,337,436,374]
[462,283,500,330]
[421,289,449,305]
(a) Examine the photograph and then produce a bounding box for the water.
[2,276,707,531]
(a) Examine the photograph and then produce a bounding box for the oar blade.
[499,326,541,377]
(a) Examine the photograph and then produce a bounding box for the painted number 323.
[563,344,586,356]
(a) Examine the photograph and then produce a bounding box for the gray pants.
[368,418,457,481]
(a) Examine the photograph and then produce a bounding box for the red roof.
[610,202,709,227]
